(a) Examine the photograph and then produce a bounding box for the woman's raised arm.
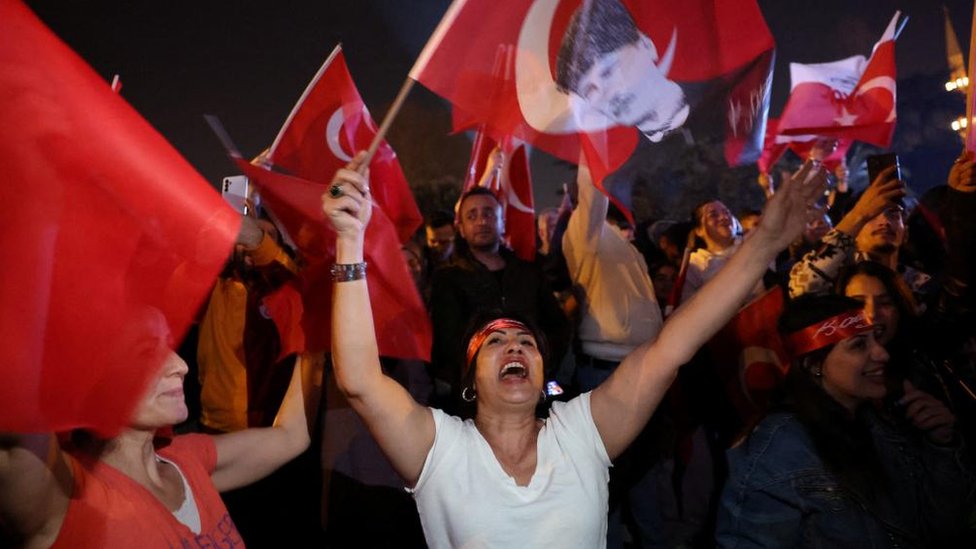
[323,153,434,486]
[0,432,71,548]
[591,161,828,459]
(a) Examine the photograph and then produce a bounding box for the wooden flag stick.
[967,0,976,151]
[363,77,416,166]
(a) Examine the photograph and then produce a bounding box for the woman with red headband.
[322,152,827,548]
[716,293,974,548]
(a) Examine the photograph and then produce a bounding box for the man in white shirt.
[561,160,665,548]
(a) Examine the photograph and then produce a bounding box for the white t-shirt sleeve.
[547,392,612,468]
[405,407,460,494]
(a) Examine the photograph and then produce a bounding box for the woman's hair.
[458,311,549,418]
[690,199,713,228]
[689,199,733,249]
[775,293,888,501]
[836,260,919,321]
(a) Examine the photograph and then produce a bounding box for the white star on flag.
[834,106,859,126]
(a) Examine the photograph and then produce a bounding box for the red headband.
[784,309,873,357]
[465,319,531,368]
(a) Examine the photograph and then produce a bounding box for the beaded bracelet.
[330,262,367,282]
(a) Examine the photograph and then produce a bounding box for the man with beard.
[788,165,931,299]
[429,188,570,412]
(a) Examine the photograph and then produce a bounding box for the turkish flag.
[757,118,790,174]
[267,45,422,244]
[759,118,852,174]
[262,282,306,363]
[707,287,789,424]
[413,0,774,222]
[0,0,239,435]
[460,127,537,261]
[777,12,900,148]
[235,159,432,362]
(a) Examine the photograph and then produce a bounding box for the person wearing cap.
[716,294,974,548]
[322,151,826,548]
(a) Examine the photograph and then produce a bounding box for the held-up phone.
[545,380,564,397]
[866,153,901,184]
[222,175,250,215]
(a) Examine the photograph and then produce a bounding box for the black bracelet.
[331,262,367,282]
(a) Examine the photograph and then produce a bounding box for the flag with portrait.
[412,0,775,221]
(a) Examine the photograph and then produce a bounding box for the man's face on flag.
[575,34,687,137]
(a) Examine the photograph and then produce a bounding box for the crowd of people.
[3,132,976,549]
[5,0,976,544]
[4,135,976,549]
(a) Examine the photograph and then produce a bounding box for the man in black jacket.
[429,188,571,411]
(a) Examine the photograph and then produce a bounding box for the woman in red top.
[0,306,314,548]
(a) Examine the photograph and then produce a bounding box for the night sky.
[24,0,976,209]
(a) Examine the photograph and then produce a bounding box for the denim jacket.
[716,411,974,548]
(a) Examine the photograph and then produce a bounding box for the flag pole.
[967,0,976,151]
[363,77,415,166]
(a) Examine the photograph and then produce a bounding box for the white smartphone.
[221,175,249,215]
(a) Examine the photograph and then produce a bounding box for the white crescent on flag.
[516,0,594,134]
[855,76,897,123]
[505,180,534,214]
[325,107,354,162]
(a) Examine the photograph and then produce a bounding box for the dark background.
[25,0,975,219]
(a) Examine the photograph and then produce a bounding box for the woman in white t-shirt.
[322,152,826,548]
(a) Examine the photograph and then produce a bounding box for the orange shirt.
[52,434,244,548]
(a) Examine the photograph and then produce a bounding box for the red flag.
[267,45,422,244]
[757,118,790,174]
[759,118,852,174]
[0,0,239,435]
[412,0,774,222]
[262,283,305,362]
[777,12,900,148]
[504,145,537,261]
[461,125,500,191]
[460,127,537,261]
[707,287,789,423]
[235,160,432,361]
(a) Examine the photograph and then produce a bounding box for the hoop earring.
[813,365,823,378]
[461,386,477,403]
[540,390,548,403]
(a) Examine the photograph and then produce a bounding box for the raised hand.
[827,163,905,240]
[949,151,976,193]
[754,160,828,250]
[322,152,372,240]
